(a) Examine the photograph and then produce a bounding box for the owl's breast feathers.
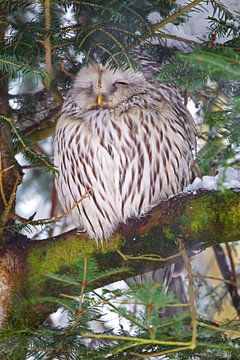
[54,85,196,242]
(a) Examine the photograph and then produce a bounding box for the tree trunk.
[0,6,22,327]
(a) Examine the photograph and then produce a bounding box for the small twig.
[157,33,202,46]
[111,0,204,61]
[79,332,192,347]
[198,321,240,337]
[131,346,192,358]
[193,272,238,287]
[178,238,197,350]
[0,174,20,235]
[77,256,88,317]
[59,61,75,78]
[117,249,180,262]
[10,189,90,227]
[0,154,8,207]
[153,0,204,33]
[48,183,57,237]
[65,256,89,334]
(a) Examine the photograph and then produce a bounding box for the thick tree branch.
[24,105,61,144]
[1,189,240,328]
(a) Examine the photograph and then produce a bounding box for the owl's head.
[71,64,147,111]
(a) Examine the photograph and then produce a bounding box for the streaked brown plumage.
[54,64,196,243]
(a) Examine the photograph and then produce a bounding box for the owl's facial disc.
[73,64,146,110]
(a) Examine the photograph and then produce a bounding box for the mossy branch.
[1,189,240,328]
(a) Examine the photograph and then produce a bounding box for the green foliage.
[1,0,178,73]
[208,0,240,38]
[0,115,57,174]
[181,48,240,81]
[156,44,240,175]
[155,53,208,91]
[1,256,240,359]
[182,47,240,174]
[0,55,49,82]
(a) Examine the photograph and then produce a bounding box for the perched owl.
[54,64,196,243]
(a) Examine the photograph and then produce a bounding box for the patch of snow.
[184,167,240,193]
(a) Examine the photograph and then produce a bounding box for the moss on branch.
[1,189,240,328]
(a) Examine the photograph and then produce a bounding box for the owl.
[54,64,196,243]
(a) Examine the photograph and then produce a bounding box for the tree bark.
[0,6,22,228]
[0,6,23,329]
[1,189,240,328]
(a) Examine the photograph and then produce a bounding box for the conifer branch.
[131,0,205,49]
[152,0,204,32]
[0,55,49,80]
[0,115,57,173]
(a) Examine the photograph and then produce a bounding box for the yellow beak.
[97,94,104,107]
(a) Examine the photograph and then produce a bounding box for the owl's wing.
[151,83,197,149]
[108,95,195,224]
[54,116,119,242]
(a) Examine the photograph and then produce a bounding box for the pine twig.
[66,256,88,333]
[77,257,88,316]
[178,238,197,350]
[157,33,202,45]
[152,0,204,33]
[0,115,56,173]
[10,188,90,227]
[193,272,238,287]
[117,249,180,262]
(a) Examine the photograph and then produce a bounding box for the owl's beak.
[97,94,104,107]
